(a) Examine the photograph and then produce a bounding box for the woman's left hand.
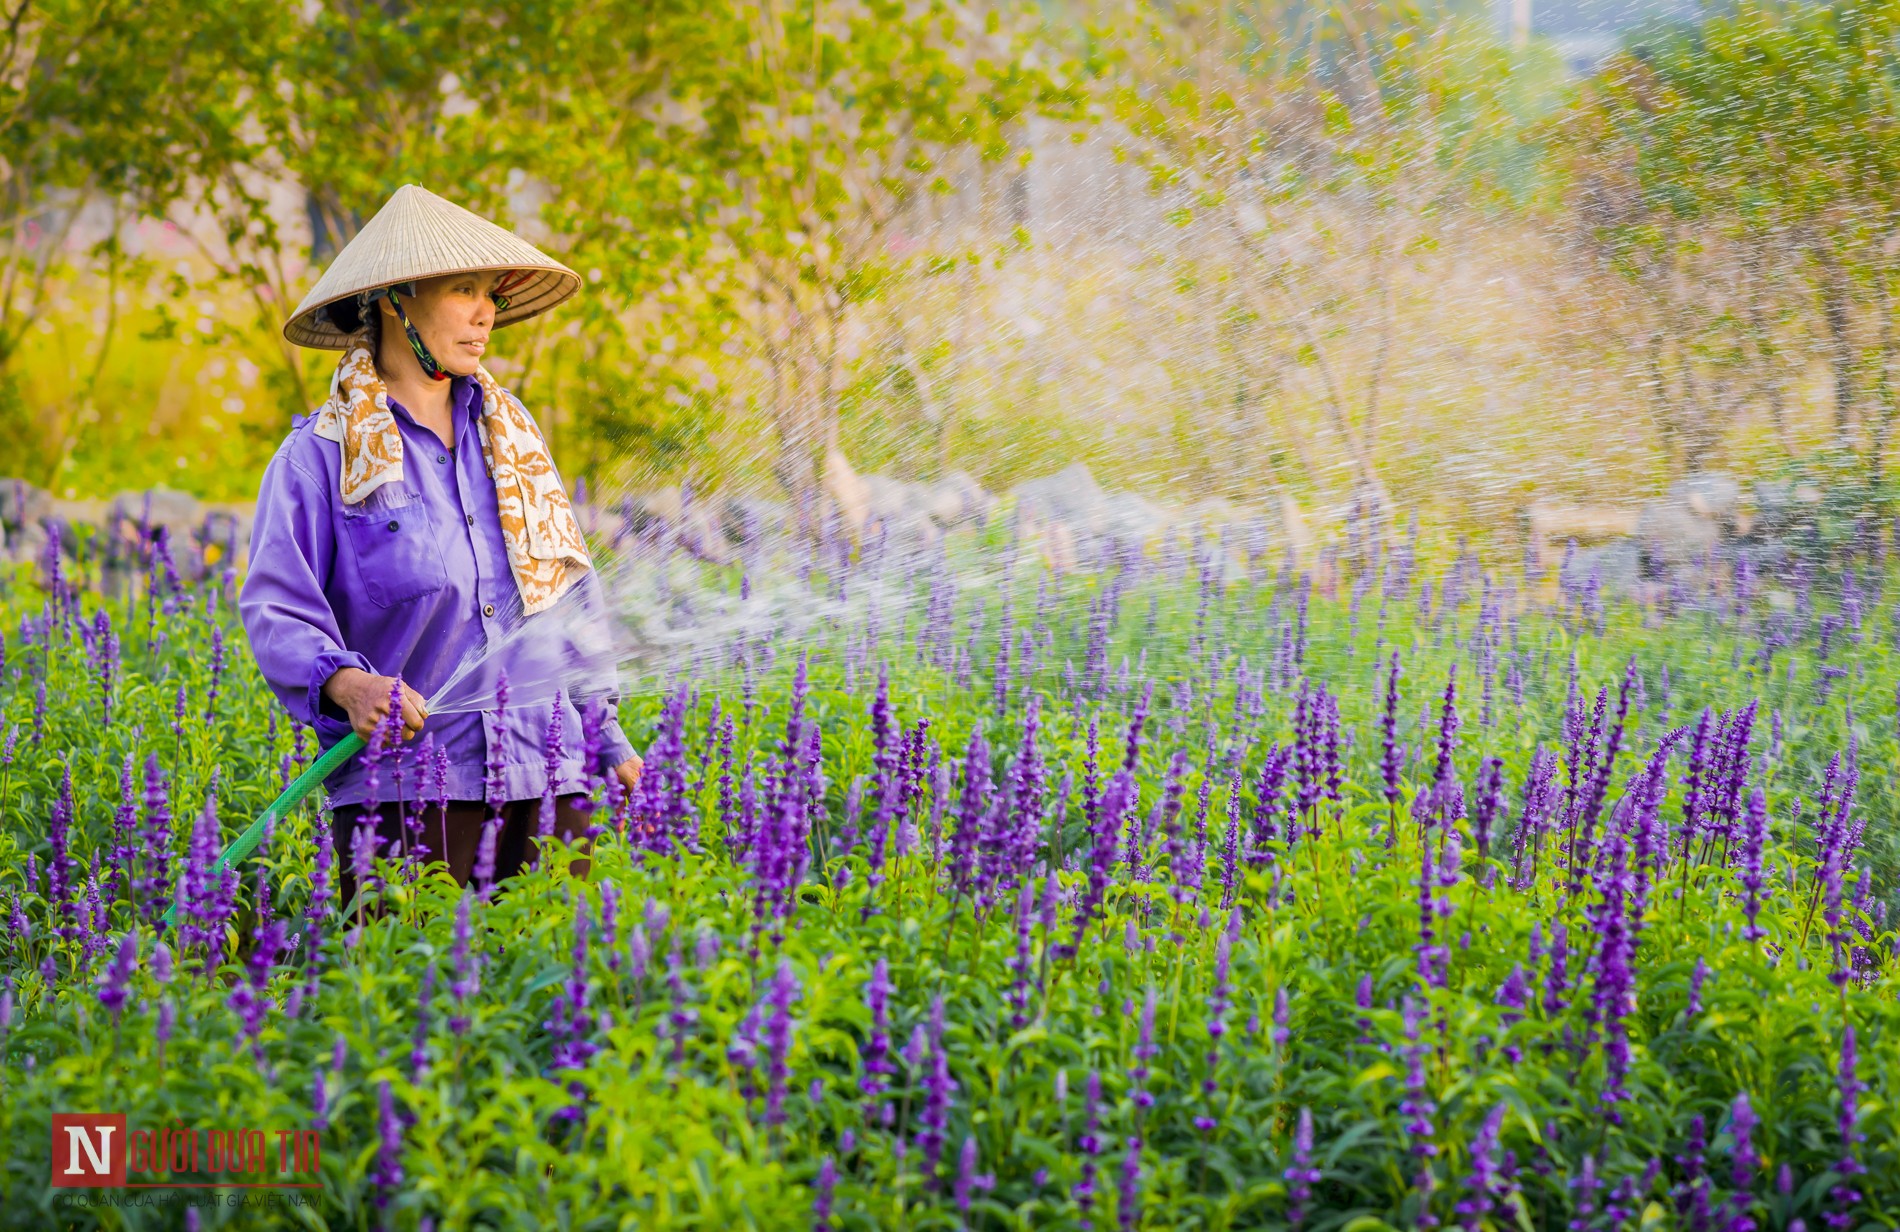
[611,754,644,797]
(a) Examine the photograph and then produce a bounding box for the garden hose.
[156,731,366,934]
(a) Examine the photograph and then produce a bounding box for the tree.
[1094,0,1533,515]
[1564,0,1900,485]
[0,0,286,483]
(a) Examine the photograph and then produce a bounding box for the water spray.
[155,496,1023,934]
[156,581,627,934]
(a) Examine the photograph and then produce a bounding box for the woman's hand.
[323,666,429,742]
[611,754,644,797]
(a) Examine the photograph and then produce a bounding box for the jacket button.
[483,603,496,617]
[386,519,399,531]
[465,513,475,527]
[437,454,447,464]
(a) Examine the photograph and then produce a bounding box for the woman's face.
[378,270,508,377]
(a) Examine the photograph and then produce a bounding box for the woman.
[241,183,642,912]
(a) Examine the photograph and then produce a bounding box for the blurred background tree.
[1558,0,1900,494]
[7,0,1899,546]
[0,0,286,483]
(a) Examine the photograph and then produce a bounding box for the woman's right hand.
[323,666,429,742]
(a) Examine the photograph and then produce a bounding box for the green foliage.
[1,523,1897,1227]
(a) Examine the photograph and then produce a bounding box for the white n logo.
[63,1125,114,1176]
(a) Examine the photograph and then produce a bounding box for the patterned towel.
[309,345,590,615]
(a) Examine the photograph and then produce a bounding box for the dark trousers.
[329,794,597,912]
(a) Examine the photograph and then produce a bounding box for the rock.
[1672,471,1746,531]
[197,501,256,573]
[822,448,872,536]
[717,495,790,546]
[924,470,994,528]
[611,486,734,564]
[1178,492,1310,560]
[1522,501,1640,551]
[1276,491,1312,558]
[1011,462,1108,527]
[1636,472,1745,575]
[1560,540,1642,594]
[0,477,51,534]
[0,477,52,559]
[632,486,683,525]
[104,486,203,568]
[1010,462,1167,547]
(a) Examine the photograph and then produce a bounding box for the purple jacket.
[238,373,637,809]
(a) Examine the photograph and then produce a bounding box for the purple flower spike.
[1380,653,1405,805]
[372,1080,404,1207]
[1285,1107,1320,1227]
[1130,986,1158,1108]
[813,1155,838,1230]
[96,929,139,1023]
[1118,1135,1143,1231]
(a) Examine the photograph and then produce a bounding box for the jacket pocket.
[343,499,448,607]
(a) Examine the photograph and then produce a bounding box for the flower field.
[1,518,1895,1231]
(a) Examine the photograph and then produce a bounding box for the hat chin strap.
[381,284,452,382]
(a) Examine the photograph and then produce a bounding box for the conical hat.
[283,184,581,349]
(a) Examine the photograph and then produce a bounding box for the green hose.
[157,731,367,933]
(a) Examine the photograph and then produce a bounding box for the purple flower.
[46,765,77,943]
[543,894,600,1123]
[1432,664,1460,789]
[409,965,434,1082]
[96,929,138,1023]
[633,686,696,854]
[203,625,226,724]
[1585,825,1637,1111]
[484,668,512,812]
[1727,1092,1758,1191]
[1118,1135,1142,1231]
[1399,996,1436,1150]
[1415,825,1448,989]
[914,994,957,1186]
[813,1156,837,1230]
[1198,919,1235,1130]
[762,959,800,1125]
[1736,787,1769,942]
[311,1064,329,1133]
[1568,1152,1601,1232]
[108,753,138,905]
[1216,768,1246,912]
[1123,681,1154,772]
[448,892,479,1035]
[1455,1104,1509,1230]
[1380,653,1405,805]
[1542,923,1571,1016]
[1828,1024,1865,1226]
[372,1080,404,1207]
[861,958,895,1125]
[1070,768,1132,953]
[1074,1070,1103,1221]
[1249,745,1291,861]
[1130,986,1157,1108]
[538,690,568,840]
[1675,1114,1710,1227]
[1285,1107,1320,1227]
[955,1134,996,1214]
[473,816,502,898]
[1471,756,1505,863]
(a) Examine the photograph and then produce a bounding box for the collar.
[384,374,480,446]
